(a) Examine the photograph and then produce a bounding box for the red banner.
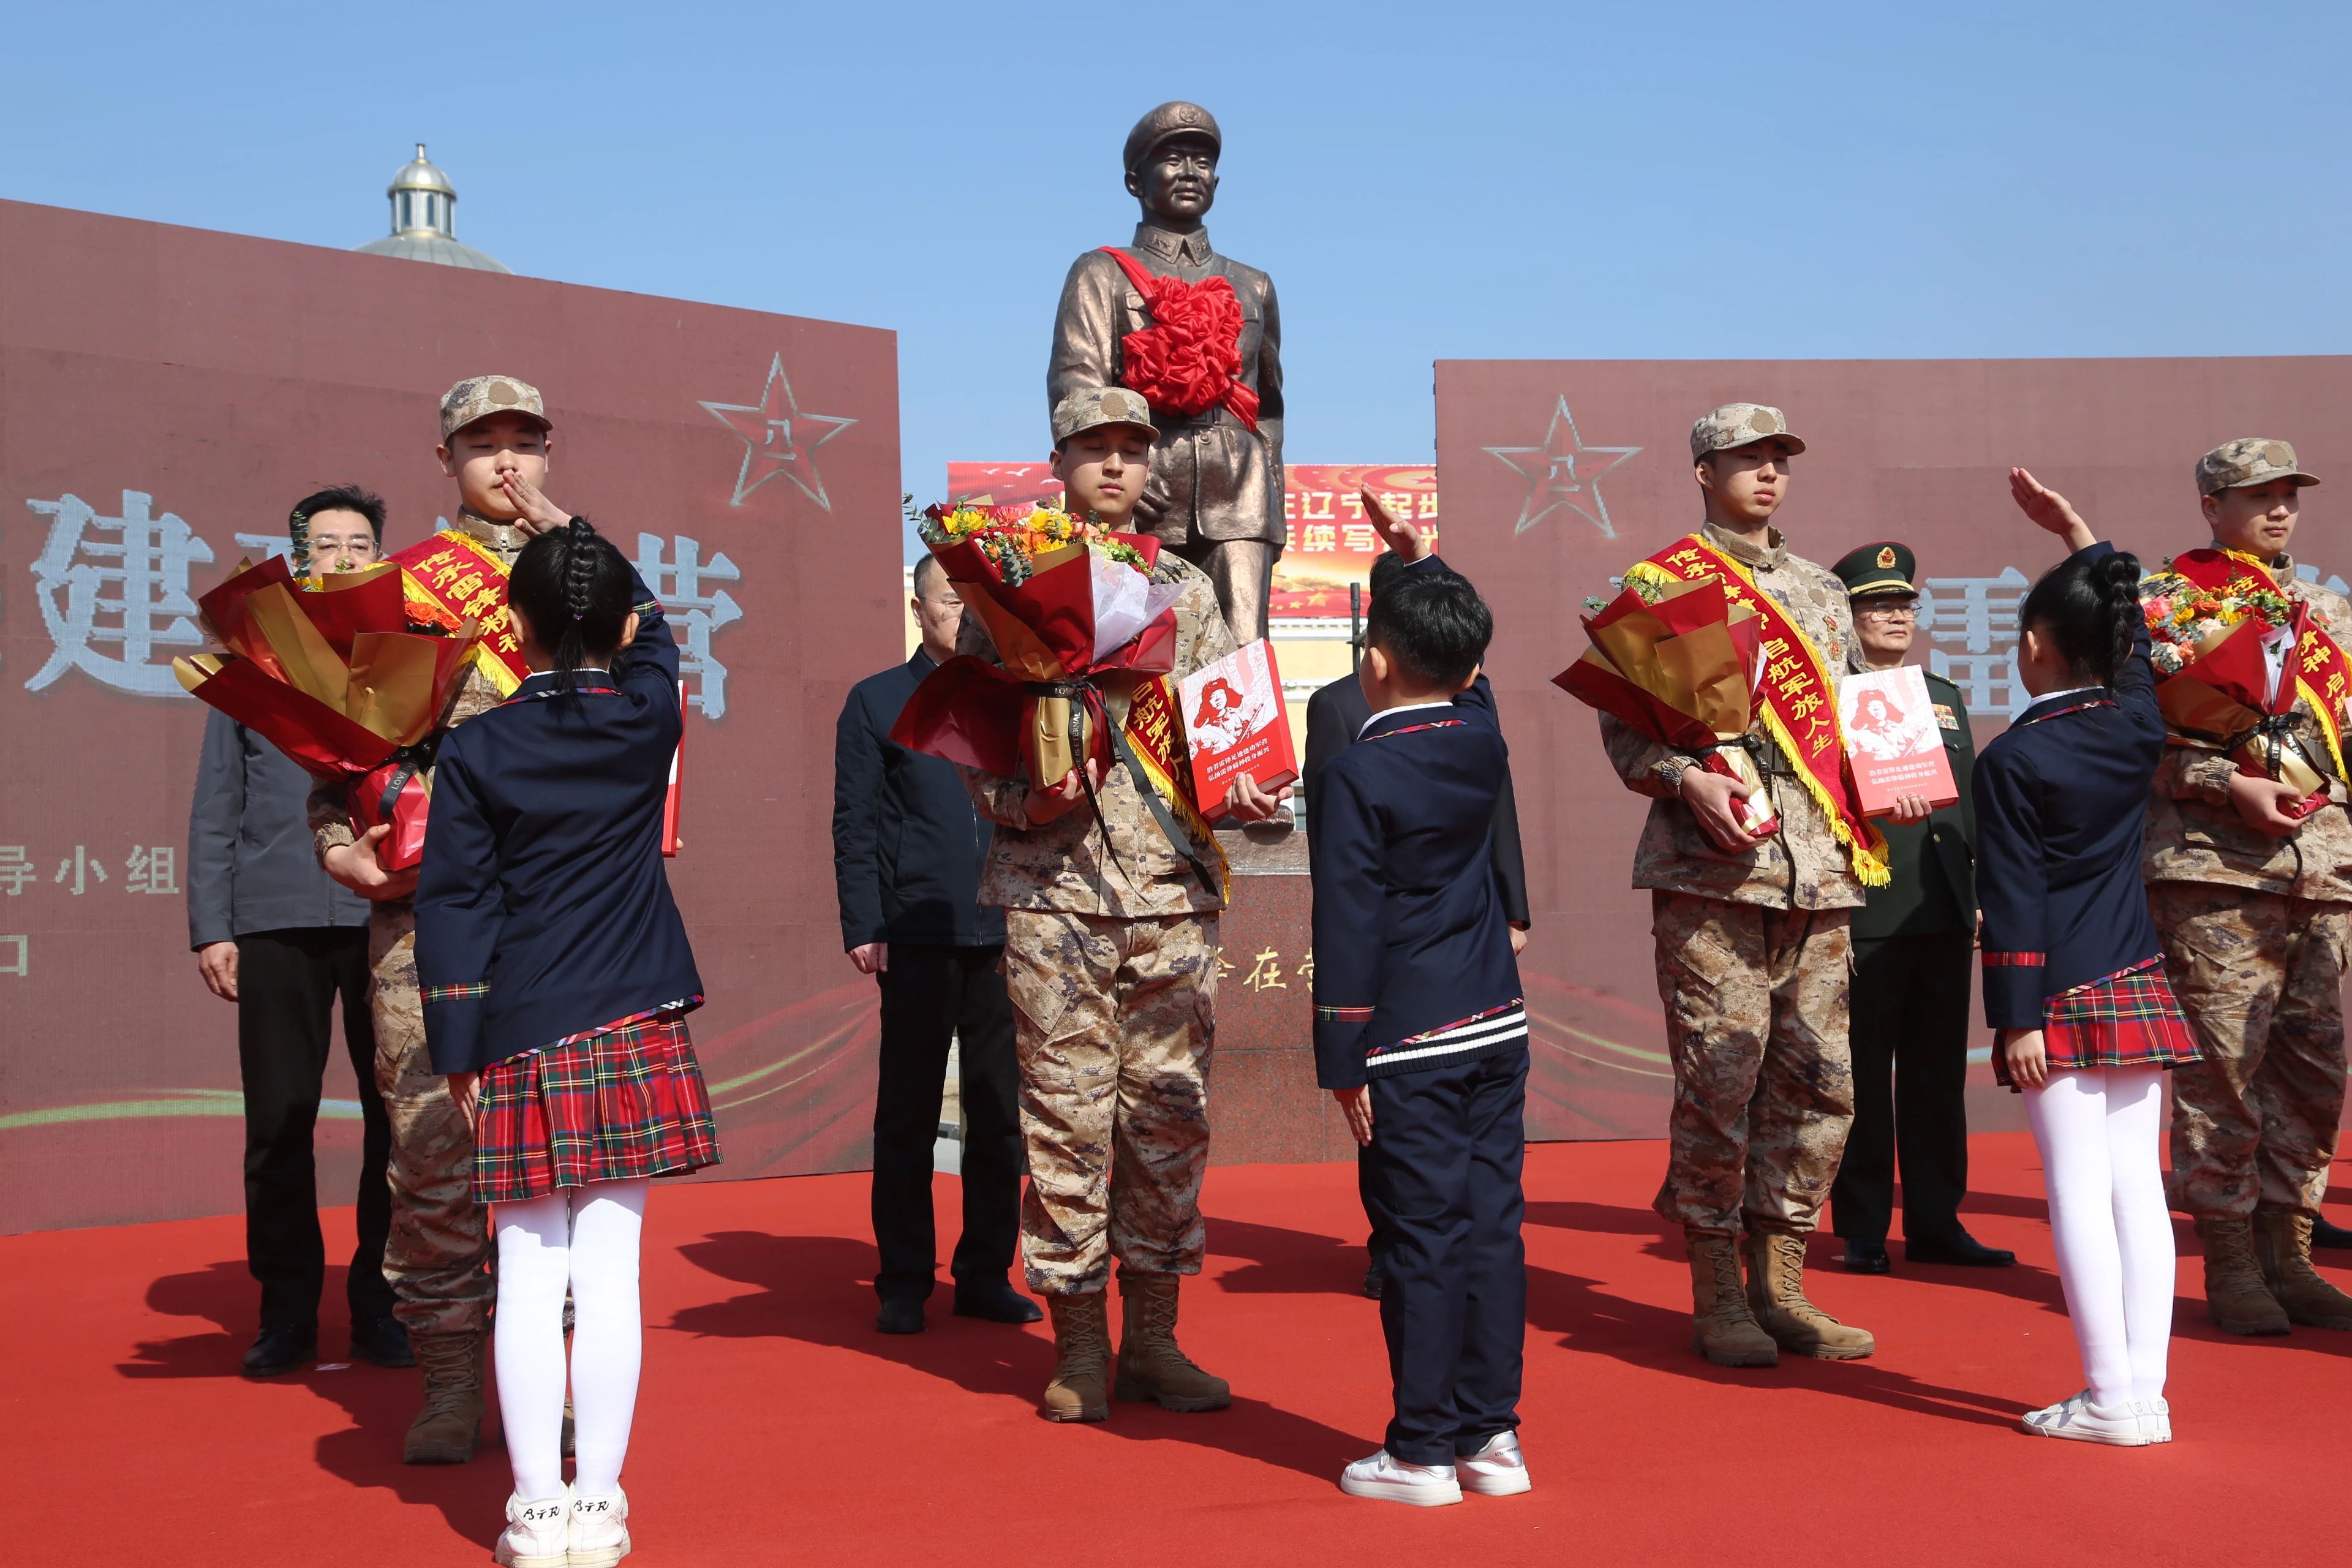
[944,462,1439,622]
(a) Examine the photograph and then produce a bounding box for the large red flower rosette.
[174,555,483,870]
[1099,249,1260,431]
[889,503,1183,786]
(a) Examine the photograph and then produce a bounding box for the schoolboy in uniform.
[315,375,564,1462]
[1600,404,1901,1367]
[956,386,1289,1423]
[1314,496,1529,1508]
[2144,439,2352,1335]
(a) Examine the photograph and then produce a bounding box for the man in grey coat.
[189,486,406,1378]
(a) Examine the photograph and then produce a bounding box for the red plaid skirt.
[1994,957,2201,1089]
[473,1006,722,1204]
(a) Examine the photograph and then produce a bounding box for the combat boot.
[2194,1216,2290,1335]
[1114,1270,1231,1412]
[1684,1235,1777,1367]
[1041,1292,1111,1423]
[1743,1232,1875,1360]
[2252,1211,2352,1330]
[403,1330,485,1464]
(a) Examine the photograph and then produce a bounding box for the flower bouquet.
[889,501,1185,786]
[173,554,483,869]
[2142,558,2335,816]
[1555,574,1780,835]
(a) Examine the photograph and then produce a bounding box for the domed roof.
[354,142,510,274]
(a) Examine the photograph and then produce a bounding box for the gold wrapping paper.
[952,584,1084,785]
[2157,677,2328,798]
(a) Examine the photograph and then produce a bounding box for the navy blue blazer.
[1310,555,1526,1089]
[832,650,1005,949]
[416,572,703,1076]
[1973,542,2167,1030]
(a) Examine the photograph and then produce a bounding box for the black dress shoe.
[1840,1240,1891,1273]
[952,1280,1044,1324]
[1905,1229,2016,1267]
[1362,1261,1386,1300]
[876,1297,926,1335]
[241,1325,318,1378]
[2312,1213,2352,1251]
[350,1315,415,1368]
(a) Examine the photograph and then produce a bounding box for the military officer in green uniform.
[1827,542,2015,1272]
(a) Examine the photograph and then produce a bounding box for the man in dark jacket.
[834,554,1038,1333]
[1827,541,2012,1272]
[189,486,407,1376]
[1305,549,1531,1298]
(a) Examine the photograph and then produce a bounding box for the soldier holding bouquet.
[2142,439,2352,1336]
[952,386,1288,1424]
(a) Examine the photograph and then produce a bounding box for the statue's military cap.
[1123,102,1221,174]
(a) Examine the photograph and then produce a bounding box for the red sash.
[1099,248,1261,432]
[391,530,528,695]
[1628,535,1890,888]
[2170,548,2351,781]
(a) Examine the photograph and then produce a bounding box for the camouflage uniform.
[312,508,526,1337]
[2145,440,2352,1224]
[958,549,1235,1294]
[1603,411,1865,1239]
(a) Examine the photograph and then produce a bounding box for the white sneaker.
[568,1488,631,1568]
[2141,1395,2174,1444]
[492,1491,571,1568]
[1339,1449,1464,1507]
[1457,1430,1532,1496]
[2019,1391,2155,1447]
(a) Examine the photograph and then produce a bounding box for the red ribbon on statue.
[1099,247,1260,432]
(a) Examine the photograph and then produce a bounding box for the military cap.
[1833,540,1918,600]
[1690,402,1807,461]
[1123,101,1221,174]
[439,374,548,442]
[2195,437,2320,497]
[1053,385,1158,446]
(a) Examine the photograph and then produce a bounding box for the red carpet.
[7,1134,2347,1567]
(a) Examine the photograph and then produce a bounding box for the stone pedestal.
[1208,821,1357,1165]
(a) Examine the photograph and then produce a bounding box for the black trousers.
[236,927,393,1330]
[1363,1049,1528,1466]
[870,943,1022,1302]
[1830,931,1975,1246]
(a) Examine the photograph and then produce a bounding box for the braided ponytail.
[509,516,635,698]
[2020,547,2146,687]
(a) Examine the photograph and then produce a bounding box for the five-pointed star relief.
[700,353,856,510]
[1485,398,1642,537]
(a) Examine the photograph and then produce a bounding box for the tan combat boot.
[1685,1235,1777,1367]
[2195,1216,2291,1335]
[2252,1211,2352,1330]
[1041,1292,1112,1423]
[1743,1232,1875,1360]
[1114,1270,1231,1412]
[402,1331,485,1464]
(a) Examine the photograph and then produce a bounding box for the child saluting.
[416,519,720,1566]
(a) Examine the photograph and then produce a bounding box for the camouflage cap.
[1690,402,1807,461]
[2195,437,2319,496]
[1123,101,1221,174]
[439,375,549,442]
[1052,385,1158,446]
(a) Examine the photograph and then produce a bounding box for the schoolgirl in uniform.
[416,519,720,1564]
[1978,471,2199,1446]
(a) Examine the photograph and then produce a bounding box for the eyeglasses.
[1857,605,1919,622]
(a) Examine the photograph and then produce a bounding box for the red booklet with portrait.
[1839,666,1958,816]
[1179,639,1298,806]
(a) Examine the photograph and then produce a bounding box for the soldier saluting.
[1049,101,1286,644]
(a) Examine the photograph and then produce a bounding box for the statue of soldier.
[1049,101,1286,644]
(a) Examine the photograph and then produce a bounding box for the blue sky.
[8,2,2350,557]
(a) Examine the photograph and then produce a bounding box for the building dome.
[354,143,511,274]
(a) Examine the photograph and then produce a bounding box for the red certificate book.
[1179,638,1298,807]
[1839,665,1958,816]
[662,681,684,858]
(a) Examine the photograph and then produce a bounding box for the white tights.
[495,1180,648,1501]
[2021,1068,2174,1407]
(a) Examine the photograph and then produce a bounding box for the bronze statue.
[1049,101,1286,644]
